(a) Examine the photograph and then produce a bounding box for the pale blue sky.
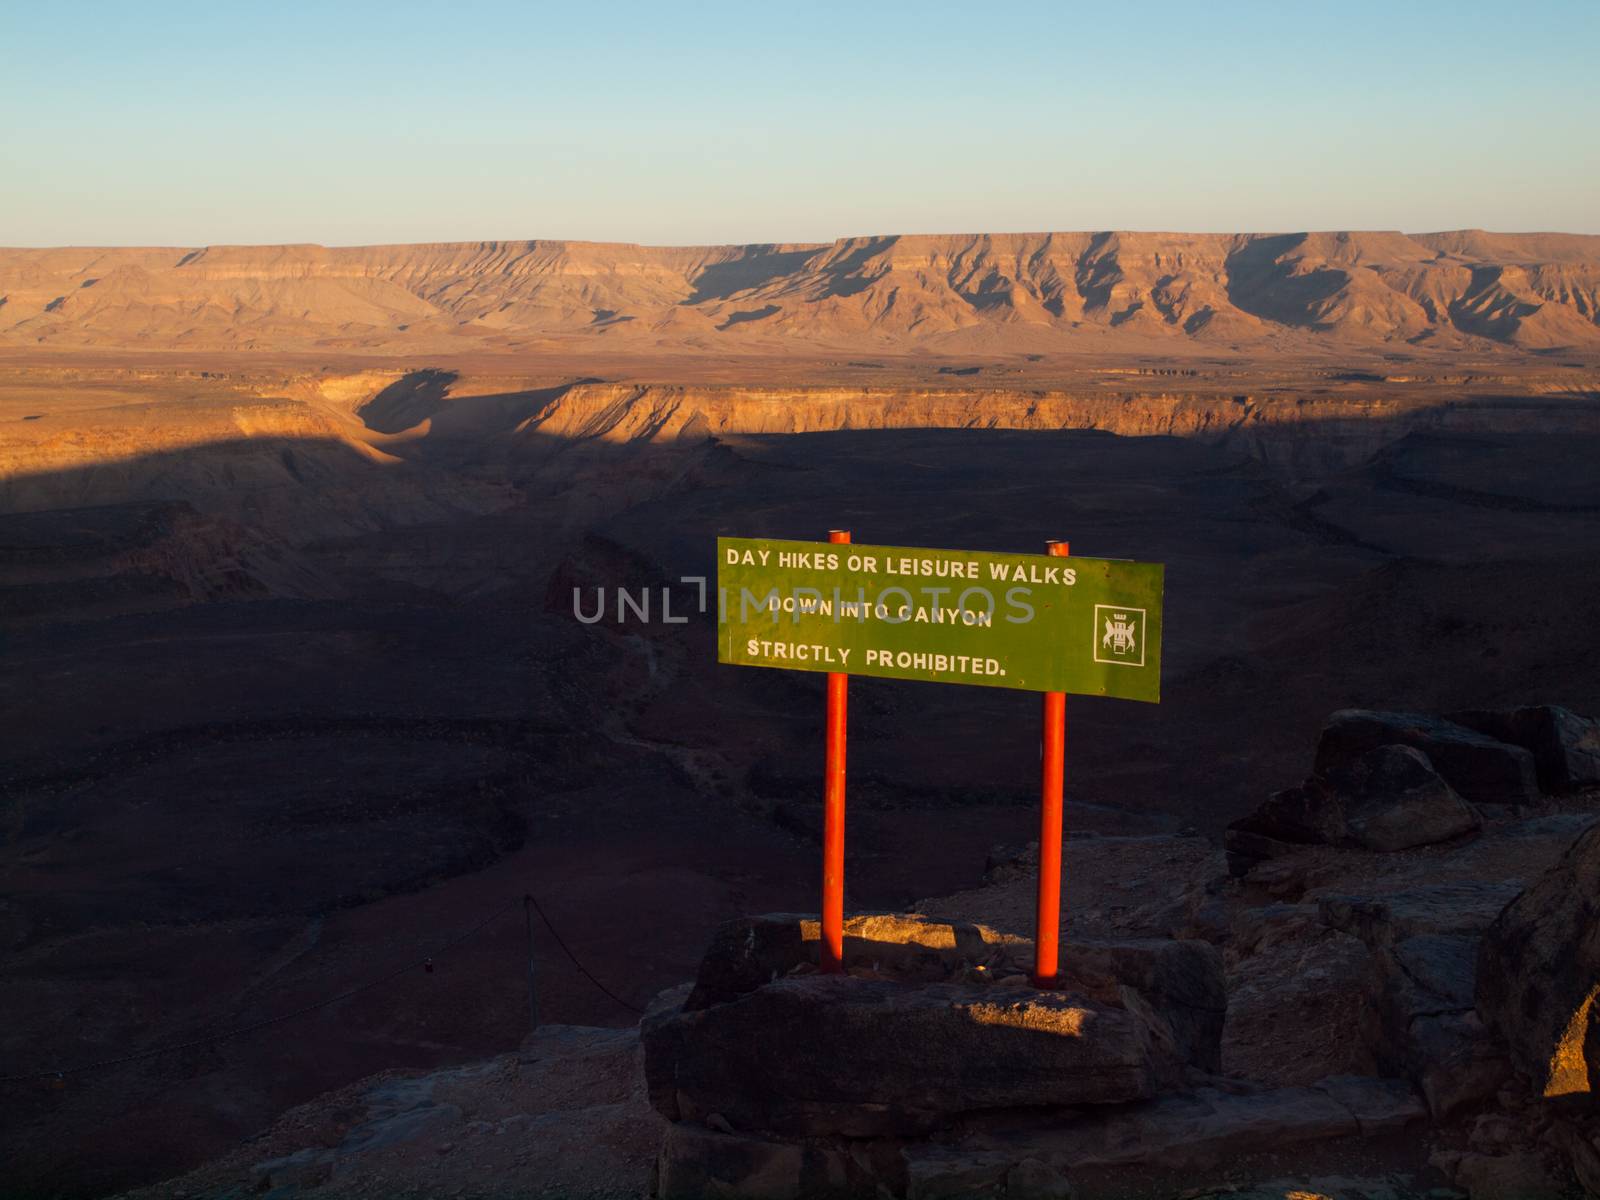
[3,0,1597,246]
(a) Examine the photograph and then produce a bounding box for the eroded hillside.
[4,231,1600,355]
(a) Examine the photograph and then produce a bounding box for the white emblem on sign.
[1093,604,1146,667]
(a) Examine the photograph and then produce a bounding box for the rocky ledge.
[643,912,1424,1199]
[650,703,1600,1199]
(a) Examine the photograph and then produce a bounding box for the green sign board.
[716,537,1164,702]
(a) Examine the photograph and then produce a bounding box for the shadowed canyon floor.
[0,314,1598,1197]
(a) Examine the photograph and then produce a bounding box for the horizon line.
[6,227,1600,254]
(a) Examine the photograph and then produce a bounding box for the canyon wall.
[4,231,1599,353]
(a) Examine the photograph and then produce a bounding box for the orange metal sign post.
[1033,539,1070,987]
[718,531,1162,982]
[820,529,851,973]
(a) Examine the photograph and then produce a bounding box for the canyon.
[1,232,1599,1198]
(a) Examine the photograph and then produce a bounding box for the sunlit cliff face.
[6,234,1600,354]
[1545,984,1600,1097]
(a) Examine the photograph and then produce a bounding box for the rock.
[655,1122,850,1200]
[1312,1074,1430,1136]
[657,1077,1424,1200]
[1549,1117,1600,1195]
[899,1151,1087,1200]
[1177,890,1233,945]
[1315,709,1540,806]
[252,1148,331,1191]
[685,912,1026,1010]
[1408,1010,1512,1120]
[1477,819,1600,1100]
[1467,1109,1524,1151]
[955,1076,1424,1190]
[678,912,1224,1074]
[1450,705,1600,793]
[1321,885,1516,1119]
[1230,744,1480,856]
[1052,937,1226,1074]
[1318,881,1525,946]
[1245,781,1350,845]
[1481,811,1598,848]
[131,1023,662,1200]
[1005,1157,1075,1199]
[983,842,1034,883]
[1029,1081,1357,1164]
[1329,744,1482,851]
[1222,914,1377,1085]
[1387,933,1478,1010]
[1448,1149,1565,1199]
[904,1148,1014,1199]
[1223,825,1308,877]
[643,973,1181,1136]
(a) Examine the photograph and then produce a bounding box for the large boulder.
[1478,820,1600,1101]
[645,913,1223,1138]
[1449,705,1600,794]
[1315,709,1540,806]
[683,912,1224,1073]
[643,973,1181,1137]
[1332,744,1481,849]
[1229,743,1480,858]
